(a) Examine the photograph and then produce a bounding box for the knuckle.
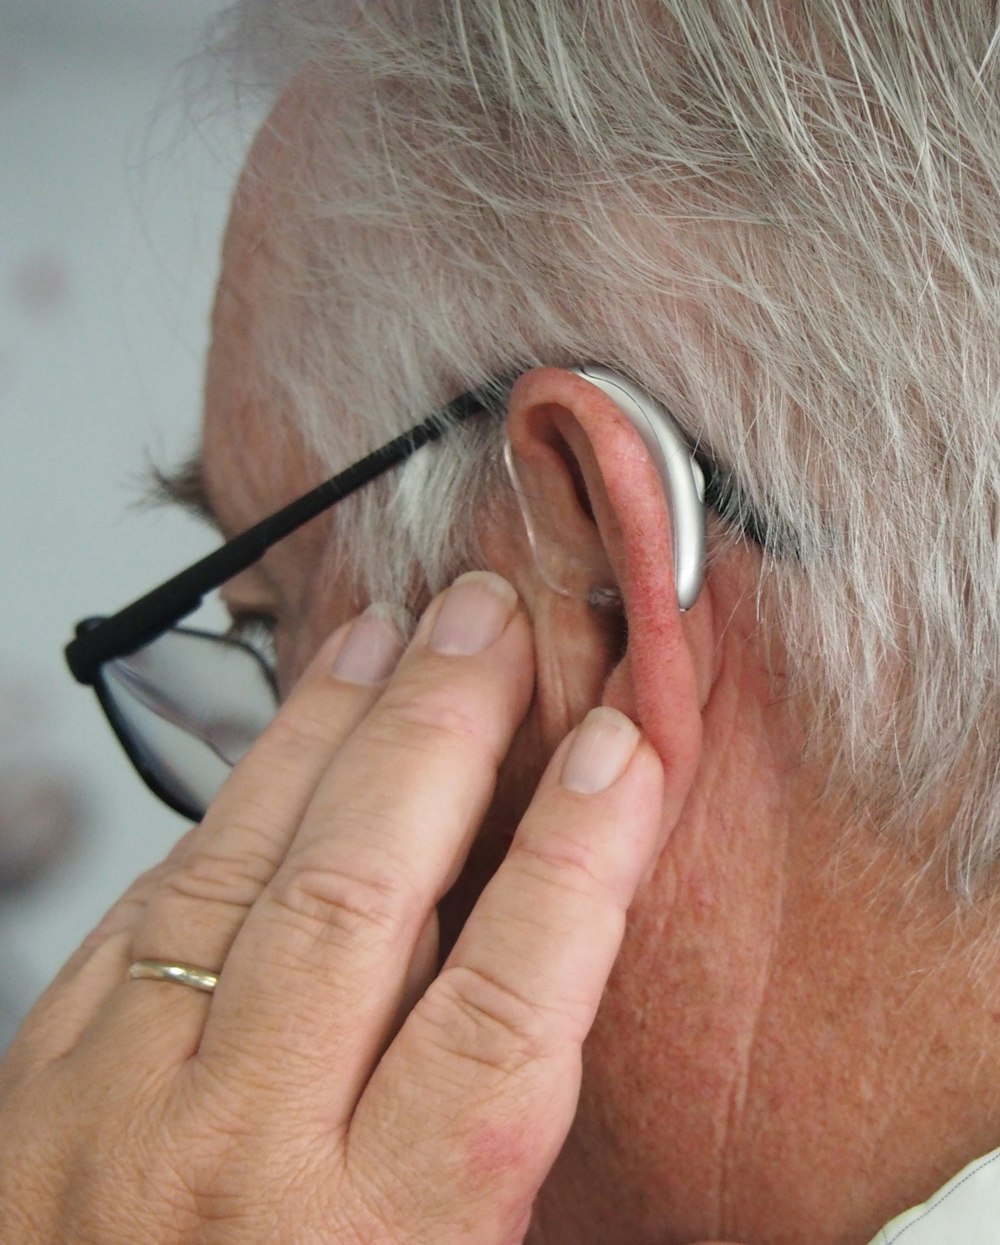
[157,836,276,910]
[266,854,420,945]
[365,687,497,764]
[506,831,615,906]
[229,741,297,801]
[264,695,342,753]
[175,1072,361,1241]
[384,661,501,739]
[80,888,154,951]
[419,963,555,1076]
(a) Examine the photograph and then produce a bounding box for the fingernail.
[332,607,406,685]
[429,572,518,656]
[561,707,640,795]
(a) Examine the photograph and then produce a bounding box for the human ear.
[503,366,712,799]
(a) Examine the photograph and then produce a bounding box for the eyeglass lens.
[98,627,278,820]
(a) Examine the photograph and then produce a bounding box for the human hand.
[0,572,669,1244]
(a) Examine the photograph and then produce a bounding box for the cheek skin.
[272,538,372,694]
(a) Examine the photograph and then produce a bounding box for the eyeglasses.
[64,378,513,822]
[65,370,769,823]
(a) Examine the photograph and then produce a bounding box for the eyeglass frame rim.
[90,620,280,823]
[65,365,773,689]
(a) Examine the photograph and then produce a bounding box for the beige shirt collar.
[869,1147,1000,1243]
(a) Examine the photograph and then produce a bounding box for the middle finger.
[198,572,535,1120]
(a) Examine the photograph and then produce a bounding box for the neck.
[531,808,1000,1245]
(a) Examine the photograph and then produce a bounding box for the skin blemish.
[462,1121,540,1244]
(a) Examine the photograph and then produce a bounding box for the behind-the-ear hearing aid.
[503,363,706,611]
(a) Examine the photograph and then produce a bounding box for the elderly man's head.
[197,2,1000,1240]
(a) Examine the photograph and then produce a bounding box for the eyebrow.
[142,451,225,535]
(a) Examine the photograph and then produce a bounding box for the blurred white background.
[0,0,259,1046]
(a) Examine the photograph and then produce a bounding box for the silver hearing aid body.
[504,364,706,611]
[571,365,706,610]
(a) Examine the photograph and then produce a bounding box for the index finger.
[351,708,666,1232]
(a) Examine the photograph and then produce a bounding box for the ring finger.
[70,605,408,1054]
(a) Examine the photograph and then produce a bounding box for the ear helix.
[503,365,707,612]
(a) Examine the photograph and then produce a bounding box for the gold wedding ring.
[127,959,219,994]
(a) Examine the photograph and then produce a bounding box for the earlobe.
[503,367,708,810]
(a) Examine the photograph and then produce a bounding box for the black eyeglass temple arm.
[64,388,497,686]
[64,373,779,688]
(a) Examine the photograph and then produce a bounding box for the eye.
[225,612,278,671]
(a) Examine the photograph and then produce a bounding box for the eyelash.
[225,612,278,670]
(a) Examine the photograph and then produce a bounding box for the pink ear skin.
[505,366,713,837]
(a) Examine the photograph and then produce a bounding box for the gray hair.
[209,0,1000,896]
